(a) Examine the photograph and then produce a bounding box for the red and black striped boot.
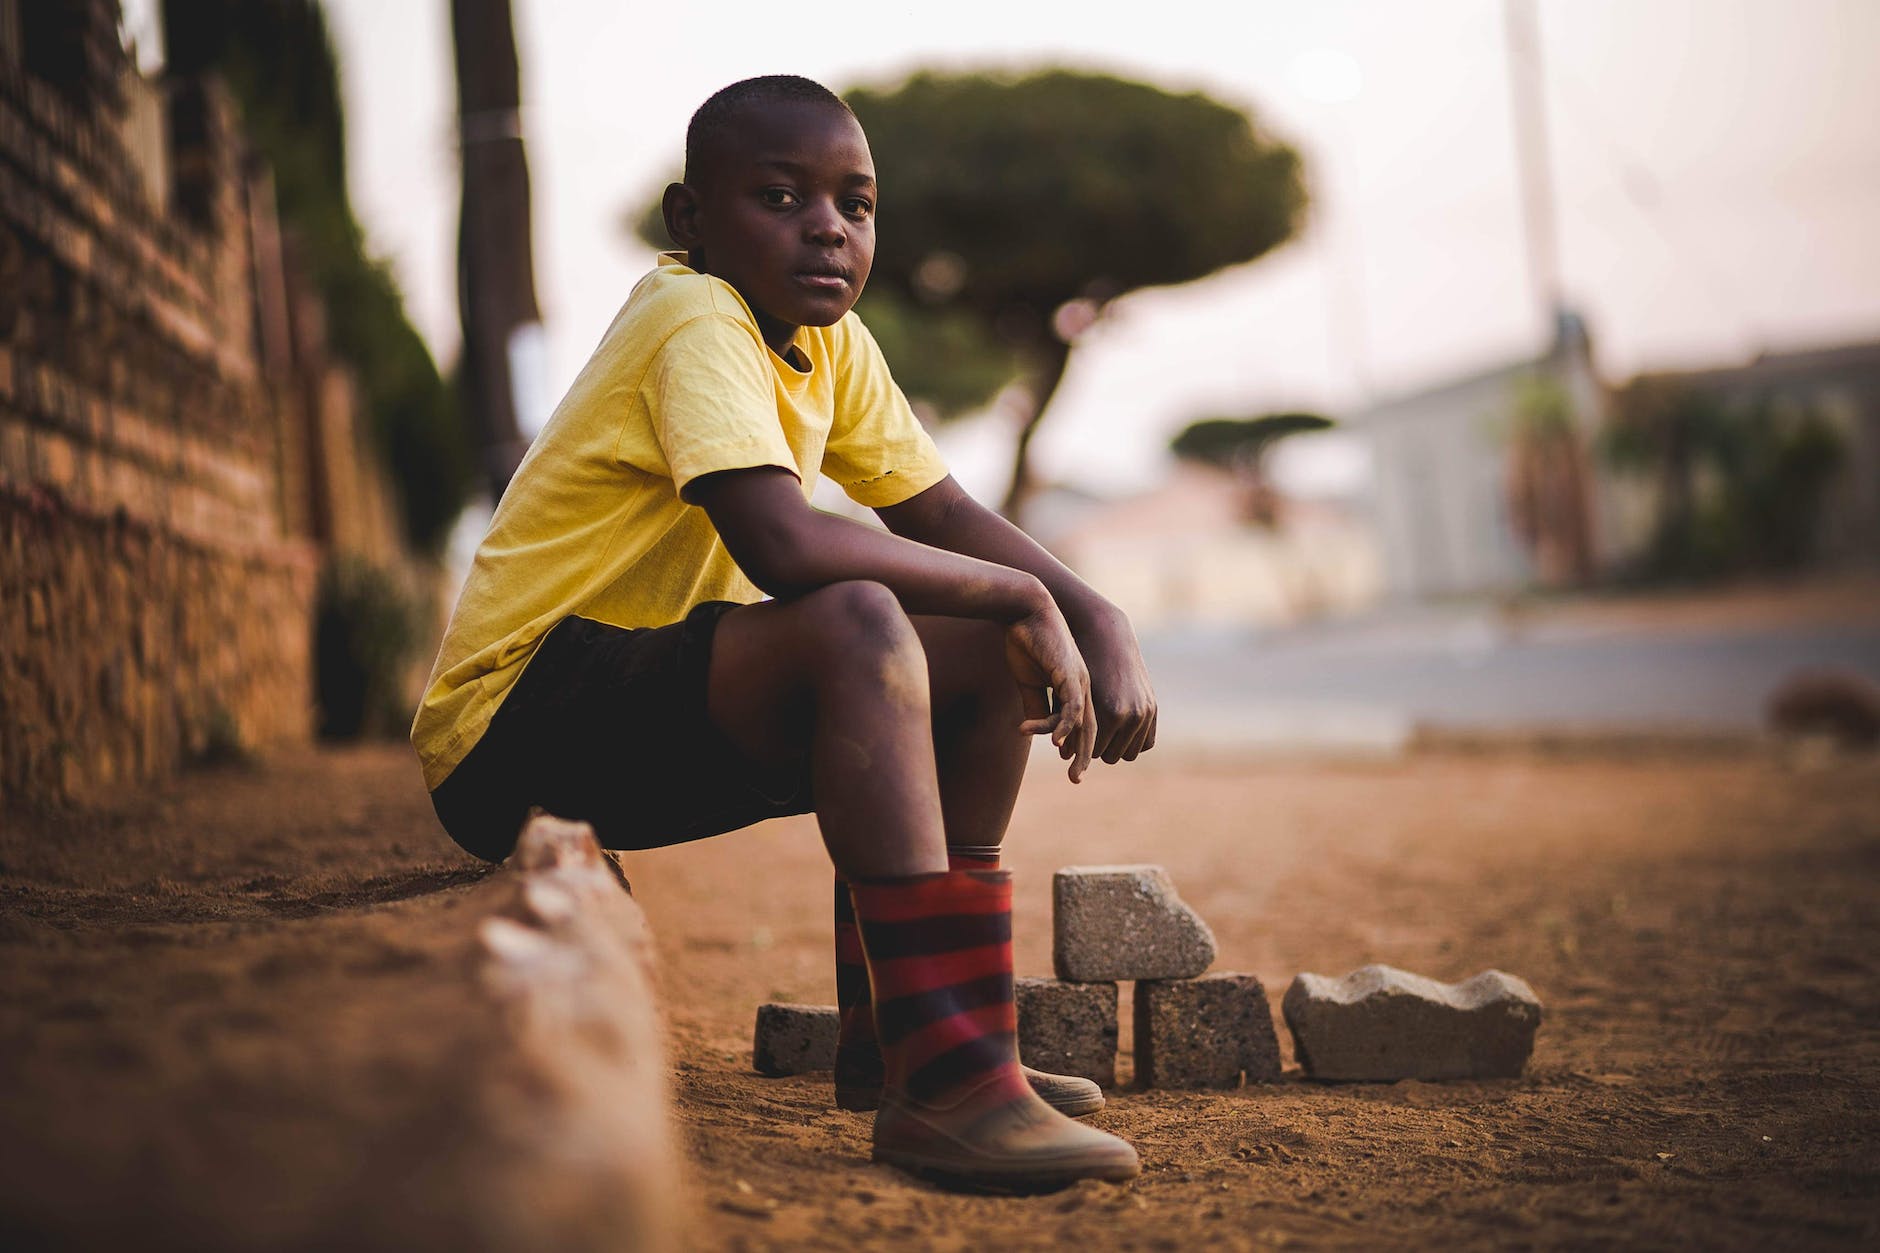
[848,867,1139,1190]
[834,849,1104,1116]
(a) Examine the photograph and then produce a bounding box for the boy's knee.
[803,580,916,654]
[800,582,929,709]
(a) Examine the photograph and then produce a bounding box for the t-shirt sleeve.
[821,314,951,509]
[638,313,800,499]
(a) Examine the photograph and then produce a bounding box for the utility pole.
[1504,0,1565,335]
[451,0,540,502]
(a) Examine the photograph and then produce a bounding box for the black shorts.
[430,602,814,862]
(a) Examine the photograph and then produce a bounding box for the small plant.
[194,701,252,767]
[314,555,422,740]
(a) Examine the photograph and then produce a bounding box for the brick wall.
[0,3,406,807]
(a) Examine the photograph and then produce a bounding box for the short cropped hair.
[684,75,853,184]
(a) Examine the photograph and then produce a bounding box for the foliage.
[634,69,1306,513]
[1603,382,1846,580]
[1502,373,1595,586]
[163,0,472,553]
[1507,374,1576,438]
[313,555,424,739]
[847,70,1302,316]
[1169,412,1333,529]
[850,289,1024,421]
[1170,413,1334,471]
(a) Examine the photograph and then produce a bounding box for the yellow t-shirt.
[411,255,950,790]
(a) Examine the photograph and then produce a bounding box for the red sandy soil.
[3,741,1877,1250]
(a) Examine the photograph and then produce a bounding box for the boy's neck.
[684,247,801,359]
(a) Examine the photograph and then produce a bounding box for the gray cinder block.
[1015,976,1119,1088]
[1282,965,1543,1081]
[1134,973,1281,1089]
[752,1002,838,1076]
[1052,865,1216,982]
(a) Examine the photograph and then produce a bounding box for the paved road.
[1140,603,1880,750]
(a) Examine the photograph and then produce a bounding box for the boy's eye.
[760,187,799,207]
[842,197,874,220]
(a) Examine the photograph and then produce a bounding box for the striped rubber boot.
[848,868,1138,1190]
[834,850,1105,1117]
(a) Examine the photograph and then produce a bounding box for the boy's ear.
[661,182,702,249]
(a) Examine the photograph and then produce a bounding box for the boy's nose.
[804,204,846,245]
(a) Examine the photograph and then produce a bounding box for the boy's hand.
[1070,603,1158,765]
[1005,604,1096,783]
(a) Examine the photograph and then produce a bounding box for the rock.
[752,1003,839,1076]
[1282,964,1542,1081]
[1015,976,1119,1088]
[1766,670,1880,750]
[469,813,682,1250]
[1052,865,1216,982]
[1134,973,1281,1089]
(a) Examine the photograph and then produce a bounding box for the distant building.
[1351,310,1611,602]
[1036,463,1383,634]
[1351,315,1880,603]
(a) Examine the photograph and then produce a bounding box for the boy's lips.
[795,265,852,290]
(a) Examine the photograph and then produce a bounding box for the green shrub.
[314,555,422,739]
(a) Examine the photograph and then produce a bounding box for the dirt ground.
[2,740,1877,1250]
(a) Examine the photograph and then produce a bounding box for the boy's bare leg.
[907,614,1030,854]
[707,583,1030,866]
[705,581,950,880]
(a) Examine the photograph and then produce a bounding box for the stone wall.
[0,2,405,807]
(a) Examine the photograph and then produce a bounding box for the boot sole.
[872,1144,1140,1194]
[840,1084,1105,1118]
[1046,1089,1107,1118]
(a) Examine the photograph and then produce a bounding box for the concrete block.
[752,1003,838,1076]
[1052,864,1216,982]
[1282,964,1542,1081]
[1015,976,1118,1088]
[1134,973,1281,1089]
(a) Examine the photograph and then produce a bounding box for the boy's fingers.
[1064,678,1095,783]
[1119,706,1155,761]
[1079,700,1096,780]
[1019,714,1059,736]
[1120,715,1151,761]
[1018,678,1052,724]
[1099,710,1146,764]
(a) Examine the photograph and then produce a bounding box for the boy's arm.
[689,466,1099,780]
[875,476,1157,766]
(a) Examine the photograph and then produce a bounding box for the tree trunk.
[998,336,1073,527]
[451,0,540,503]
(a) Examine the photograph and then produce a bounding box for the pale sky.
[310,0,1879,497]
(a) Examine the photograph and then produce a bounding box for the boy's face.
[668,101,877,354]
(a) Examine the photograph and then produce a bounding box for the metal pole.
[1504,0,1565,336]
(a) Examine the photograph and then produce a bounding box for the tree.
[1603,381,1845,580]
[1503,374,1595,587]
[636,69,1306,523]
[1169,412,1332,527]
[450,0,541,502]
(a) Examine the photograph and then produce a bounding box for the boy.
[414,75,1156,1189]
